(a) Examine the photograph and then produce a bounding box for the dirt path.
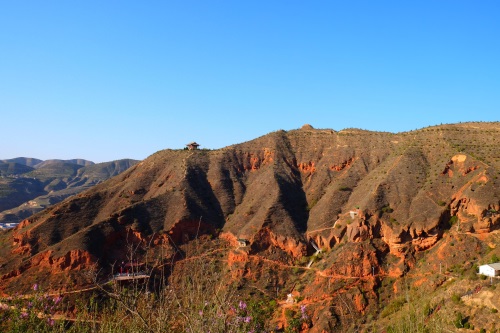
[306,220,339,237]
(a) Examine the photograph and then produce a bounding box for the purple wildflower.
[300,304,308,320]
[243,316,252,323]
[53,296,62,305]
[20,312,28,318]
[32,283,38,291]
[238,301,247,310]
[47,318,55,326]
[199,310,203,316]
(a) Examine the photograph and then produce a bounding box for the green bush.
[381,205,394,213]
[451,293,462,304]
[380,297,406,318]
[423,303,432,316]
[454,312,465,328]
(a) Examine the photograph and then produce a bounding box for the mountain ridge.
[0,121,498,331]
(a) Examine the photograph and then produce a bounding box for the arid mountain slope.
[0,122,498,331]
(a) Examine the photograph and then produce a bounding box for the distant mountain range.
[0,157,138,225]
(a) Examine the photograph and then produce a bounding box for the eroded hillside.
[0,122,498,331]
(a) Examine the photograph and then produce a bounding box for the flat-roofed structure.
[478,263,500,277]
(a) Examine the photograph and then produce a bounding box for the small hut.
[186,142,200,150]
[237,239,249,247]
[349,210,359,219]
[479,263,500,277]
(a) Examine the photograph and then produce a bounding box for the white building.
[478,263,500,277]
[237,239,249,247]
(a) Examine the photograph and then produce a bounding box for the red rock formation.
[345,220,371,243]
[330,157,355,171]
[251,228,306,258]
[441,160,454,177]
[298,162,316,174]
[30,250,95,271]
[463,165,480,175]
[11,229,33,255]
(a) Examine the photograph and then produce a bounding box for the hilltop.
[0,122,498,331]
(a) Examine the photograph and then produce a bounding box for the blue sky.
[1,1,499,162]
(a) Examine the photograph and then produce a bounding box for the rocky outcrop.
[250,228,306,258]
[298,161,316,174]
[30,250,95,271]
[330,157,355,172]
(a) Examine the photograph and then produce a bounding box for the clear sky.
[1,1,499,162]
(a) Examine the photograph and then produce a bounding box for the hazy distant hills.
[0,162,34,175]
[1,157,43,168]
[0,158,138,224]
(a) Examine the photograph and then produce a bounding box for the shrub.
[423,303,432,316]
[451,293,462,304]
[454,312,465,328]
[381,205,394,214]
[380,297,406,318]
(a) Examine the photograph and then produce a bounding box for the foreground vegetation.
[1,257,499,332]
